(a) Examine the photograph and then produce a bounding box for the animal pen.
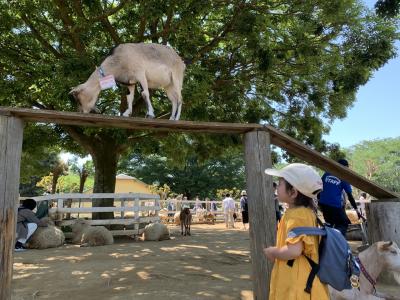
[1,107,399,300]
[21,193,161,237]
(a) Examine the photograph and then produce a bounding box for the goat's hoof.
[146,114,155,119]
[91,108,101,114]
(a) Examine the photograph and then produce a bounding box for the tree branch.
[73,0,87,20]
[53,0,86,53]
[100,17,122,44]
[136,16,147,42]
[161,10,174,45]
[20,14,63,58]
[191,8,239,63]
[88,0,130,23]
[61,125,96,155]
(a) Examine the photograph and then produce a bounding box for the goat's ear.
[380,241,393,251]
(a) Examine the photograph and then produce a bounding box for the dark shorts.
[242,211,249,224]
[319,203,350,237]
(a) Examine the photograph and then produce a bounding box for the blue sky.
[324,1,400,148]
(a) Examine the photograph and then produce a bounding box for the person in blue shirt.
[318,159,362,237]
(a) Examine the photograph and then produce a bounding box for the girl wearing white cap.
[263,163,329,300]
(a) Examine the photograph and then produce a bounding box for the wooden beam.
[0,116,24,300]
[0,107,258,134]
[0,107,397,199]
[264,125,398,199]
[244,130,276,300]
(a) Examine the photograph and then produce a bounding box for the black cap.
[337,159,349,167]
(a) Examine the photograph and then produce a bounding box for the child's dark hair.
[22,198,37,210]
[283,180,315,208]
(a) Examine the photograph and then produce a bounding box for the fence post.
[57,198,64,222]
[244,130,276,300]
[155,197,159,218]
[134,197,140,234]
[121,198,125,219]
[0,115,24,300]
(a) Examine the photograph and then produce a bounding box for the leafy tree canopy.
[119,149,246,199]
[345,137,400,193]
[0,0,397,196]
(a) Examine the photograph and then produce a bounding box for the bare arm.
[346,192,358,211]
[263,241,303,261]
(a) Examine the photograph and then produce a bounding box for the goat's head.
[69,83,100,114]
[376,241,400,279]
[70,219,90,233]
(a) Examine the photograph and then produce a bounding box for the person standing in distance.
[318,159,363,237]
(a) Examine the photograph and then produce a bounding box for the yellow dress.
[269,206,329,300]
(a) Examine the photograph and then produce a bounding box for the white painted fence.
[158,199,242,223]
[23,193,160,236]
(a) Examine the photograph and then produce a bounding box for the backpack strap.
[287,227,326,238]
[286,226,326,293]
[286,255,319,294]
[304,256,319,293]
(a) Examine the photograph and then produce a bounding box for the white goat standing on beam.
[70,43,186,120]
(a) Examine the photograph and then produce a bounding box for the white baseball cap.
[264,163,323,199]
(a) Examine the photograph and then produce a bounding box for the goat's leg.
[137,76,155,118]
[175,97,183,121]
[123,84,135,117]
[181,221,183,235]
[166,87,178,120]
[174,88,183,120]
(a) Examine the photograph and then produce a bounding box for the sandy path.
[11,223,399,300]
[12,224,253,300]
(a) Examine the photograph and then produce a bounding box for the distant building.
[85,174,155,194]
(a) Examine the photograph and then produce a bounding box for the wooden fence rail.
[23,193,161,236]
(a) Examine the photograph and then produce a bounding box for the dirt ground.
[12,223,399,300]
[12,223,253,300]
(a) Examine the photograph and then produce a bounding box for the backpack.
[287,221,360,293]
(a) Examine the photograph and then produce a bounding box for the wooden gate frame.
[1,107,398,300]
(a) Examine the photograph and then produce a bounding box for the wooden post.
[134,198,139,234]
[155,197,159,218]
[366,199,400,284]
[244,130,276,300]
[57,198,63,222]
[121,198,125,219]
[0,116,24,300]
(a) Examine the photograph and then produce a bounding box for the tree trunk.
[79,169,88,193]
[51,174,58,194]
[91,138,120,219]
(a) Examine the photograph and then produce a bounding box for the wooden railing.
[24,193,160,236]
[158,199,242,222]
